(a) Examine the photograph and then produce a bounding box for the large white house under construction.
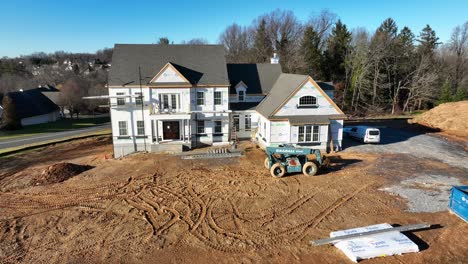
[108,44,346,158]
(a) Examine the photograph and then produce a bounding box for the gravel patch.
[343,128,468,170]
[380,174,462,213]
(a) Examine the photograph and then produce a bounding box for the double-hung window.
[118,121,127,136]
[298,125,320,142]
[159,94,179,111]
[214,91,222,105]
[214,121,222,133]
[244,115,251,131]
[135,92,142,105]
[197,92,205,106]
[238,90,245,102]
[136,121,145,135]
[197,120,205,134]
[116,92,125,105]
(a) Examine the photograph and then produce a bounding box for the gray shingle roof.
[226,64,282,94]
[230,102,259,111]
[316,81,335,91]
[109,44,230,86]
[4,87,59,119]
[256,73,308,118]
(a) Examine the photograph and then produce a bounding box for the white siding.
[21,111,60,126]
[275,80,340,116]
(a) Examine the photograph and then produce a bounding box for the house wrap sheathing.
[108,44,346,157]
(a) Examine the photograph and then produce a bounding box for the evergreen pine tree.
[438,80,452,104]
[253,19,273,63]
[324,20,351,82]
[301,25,324,79]
[417,25,441,58]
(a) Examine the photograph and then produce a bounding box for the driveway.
[0,123,110,150]
[342,126,468,170]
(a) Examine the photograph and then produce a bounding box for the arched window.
[298,96,317,108]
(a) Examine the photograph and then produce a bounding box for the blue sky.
[1,0,467,58]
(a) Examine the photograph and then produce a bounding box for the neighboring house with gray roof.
[1,87,60,126]
[108,44,345,157]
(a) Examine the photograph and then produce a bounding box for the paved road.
[342,126,468,170]
[0,123,111,150]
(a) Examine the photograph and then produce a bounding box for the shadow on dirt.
[324,156,363,173]
[392,224,443,251]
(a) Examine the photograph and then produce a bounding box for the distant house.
[1,86,61,126]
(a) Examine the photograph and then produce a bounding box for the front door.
[163,121,180,140]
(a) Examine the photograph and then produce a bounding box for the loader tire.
[270,163,285,178]
[264,158,270,169]
[303,162,318,176]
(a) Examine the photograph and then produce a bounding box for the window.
[233,115,240,132]
[159,94,179,110]
[313,126,319,141]
[162,94,169,109]
[135,92,142,105]
[197,91,205,105]
[137,121,145,135]
[197,120,205,134]
[214,91,222,105]
[298,125,320,142]
[171,94,177,109]
[238,90,245,102]
[245,115,251,131]
[116,92,125,105]
[118,121,127,136]
[298,96,317,108]
[214,121,222,133]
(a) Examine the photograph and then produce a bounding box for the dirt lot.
[0,133,467,263]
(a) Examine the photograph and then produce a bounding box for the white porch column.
[155,120,159,143]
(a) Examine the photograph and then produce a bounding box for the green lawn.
[0,116,110,140]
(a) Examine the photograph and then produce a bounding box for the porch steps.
[181,148,242,160]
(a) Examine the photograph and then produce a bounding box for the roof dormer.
[235,81,247,102]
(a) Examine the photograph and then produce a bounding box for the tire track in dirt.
[295,182,373,241]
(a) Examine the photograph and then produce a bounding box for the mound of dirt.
[32,163,94,185]
[411,100,468,137]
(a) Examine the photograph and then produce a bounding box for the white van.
[346,126,380,143]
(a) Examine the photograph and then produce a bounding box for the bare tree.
[447,21,468,94]
[219,23,253,63]
[262,9,303,72]
[59,78,88,118]
[307,9,337,50]
[402,56,438,112]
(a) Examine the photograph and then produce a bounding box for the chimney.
[270,53,279,64]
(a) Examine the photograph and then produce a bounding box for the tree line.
[218,10,467,115]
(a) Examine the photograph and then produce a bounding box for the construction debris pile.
[32,163,93,185]
[411,101,468,137]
